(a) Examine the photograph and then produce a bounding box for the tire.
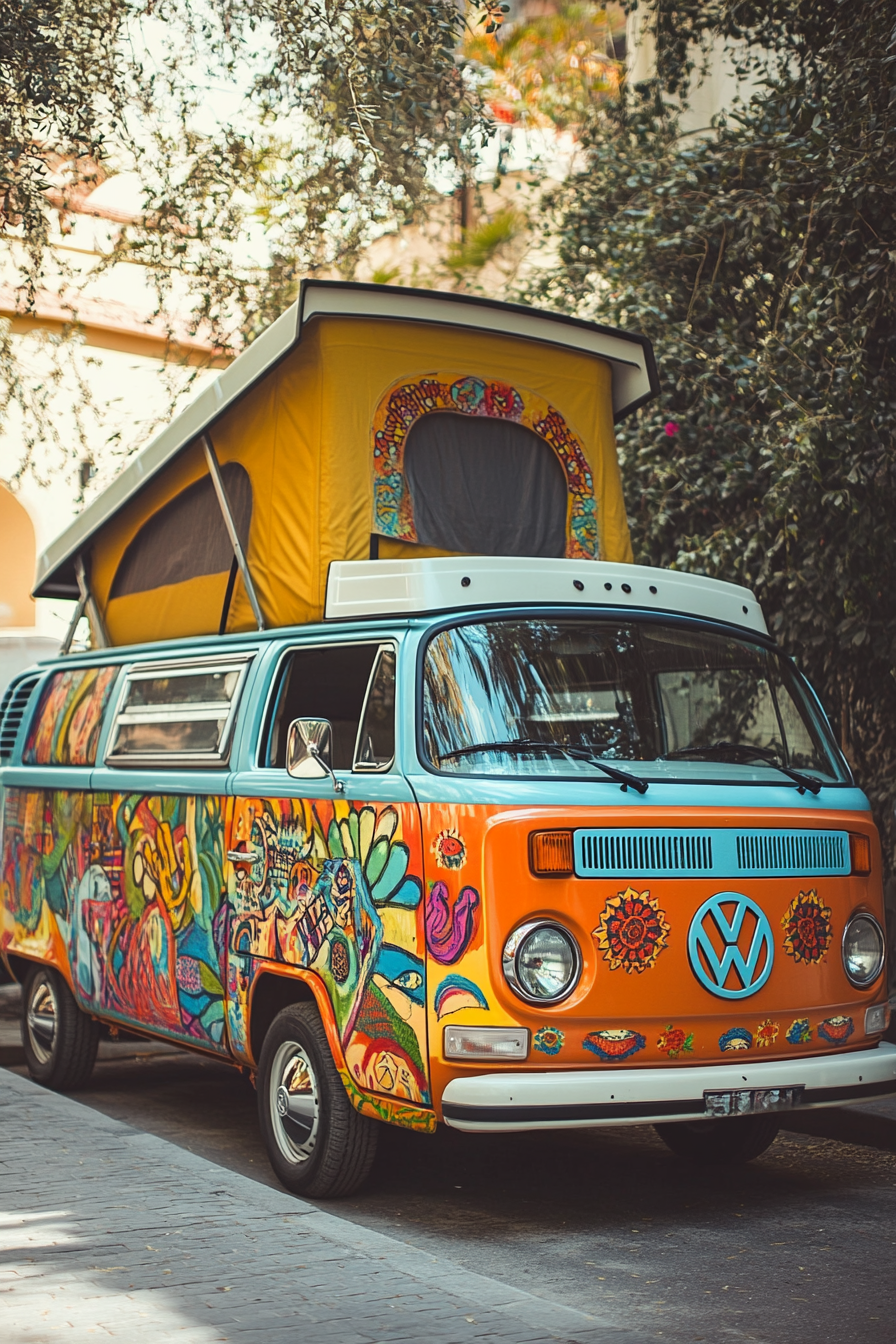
[257,1003,378,1198]
[655,1115,780,1164]
[21,964,99,1091]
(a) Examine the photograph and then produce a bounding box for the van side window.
[106,656,250,767]
[355,646,396,770]
[23,666,119,766]
[266,643,395,771]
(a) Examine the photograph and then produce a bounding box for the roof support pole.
[59,592,88,656]
[202,433,266,632]
[75,554,110,649]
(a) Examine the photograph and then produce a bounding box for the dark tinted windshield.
[421,618,847,784]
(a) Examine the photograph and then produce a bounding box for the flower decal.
[781,889,833,965]
[719,1027,752,1051]
[533,1026,565,1056]
[593,886,670,974]
[756,1019,780,1048]
[432,827,466,871]
[786,1017,812,1045]
[583,1028,646,1061]
[657,1024,694,1058]
[818,1015,854,1044]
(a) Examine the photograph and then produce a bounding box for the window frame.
[104,653,253,770]
[257,639,398,774]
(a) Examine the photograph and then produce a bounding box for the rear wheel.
[257,1003,378,1198]
[21,964,99,1091]
[655,1115,780,1164]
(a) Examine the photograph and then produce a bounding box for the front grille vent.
[574,827,850,879]
[0,674,41,762]
[736,829,847,875]
[576,829,714,877]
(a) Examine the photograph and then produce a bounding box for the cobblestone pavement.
[0,1069,645,1344]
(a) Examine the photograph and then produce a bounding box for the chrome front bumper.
[440,1043,896,1132]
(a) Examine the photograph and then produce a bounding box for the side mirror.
[286,718,344,792]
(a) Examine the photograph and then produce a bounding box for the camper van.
[1,282,893,1198]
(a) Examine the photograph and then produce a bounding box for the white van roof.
[324,557,768,637]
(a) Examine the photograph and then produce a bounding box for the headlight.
[842,914,885,987]
[503,920,582,1004]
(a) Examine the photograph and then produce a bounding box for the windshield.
[421,618,848,785]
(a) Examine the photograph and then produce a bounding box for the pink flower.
[664,421,680,436]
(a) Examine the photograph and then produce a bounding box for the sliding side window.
[106,655,252,768]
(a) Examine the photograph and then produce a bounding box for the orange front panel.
[420,803,887,1116]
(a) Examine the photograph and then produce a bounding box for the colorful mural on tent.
[372,373,600,559]
[225,796,430,1106]
[23,666,118,766]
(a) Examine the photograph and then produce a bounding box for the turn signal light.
[849,833,872,876]
[529,830,574,876]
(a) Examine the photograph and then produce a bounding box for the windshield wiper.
[661,741,822,795]
[438,738,649,794]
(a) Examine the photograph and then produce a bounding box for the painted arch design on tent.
[371,373,600,560]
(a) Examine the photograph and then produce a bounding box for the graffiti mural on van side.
[80,794,229,1046]
[227,796,429,1106]
[0,789,90,967]
[0,788,229,1050]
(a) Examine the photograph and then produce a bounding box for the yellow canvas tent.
[34,283,659,647]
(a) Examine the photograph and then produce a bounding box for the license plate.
[704,1086,804,1117]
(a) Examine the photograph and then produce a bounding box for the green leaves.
[538,0,896,868]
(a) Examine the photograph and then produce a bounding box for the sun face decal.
[593,886,670,974]
[432,827,467,871]
[781,889,833,965]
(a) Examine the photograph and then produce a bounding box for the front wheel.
[22,964,99,1090]
[655,1115,780,1164]
[257,1003,378,1198]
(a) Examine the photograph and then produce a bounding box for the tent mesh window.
[110,463,252,598]
[403,413,567,558]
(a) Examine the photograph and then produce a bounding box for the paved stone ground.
[0,1069,649,1344]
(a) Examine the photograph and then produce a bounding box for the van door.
[229,639,431,1107]
[2,664,119,976]
[88,653,254,1053]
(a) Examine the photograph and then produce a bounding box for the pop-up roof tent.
[35,282,659,648]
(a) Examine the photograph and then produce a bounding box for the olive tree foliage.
[1,1,489,479]
[535,0,896,868]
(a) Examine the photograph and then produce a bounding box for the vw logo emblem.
[688,891,774,999]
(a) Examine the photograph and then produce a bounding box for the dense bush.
[537,2,896,906]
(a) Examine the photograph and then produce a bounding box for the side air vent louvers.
[0,674,41,762]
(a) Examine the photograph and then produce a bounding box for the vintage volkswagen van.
[1,283,893,1198]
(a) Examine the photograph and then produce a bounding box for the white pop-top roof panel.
[35,281,658,599]
[325,557,769,637]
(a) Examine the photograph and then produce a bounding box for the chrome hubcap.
[270,1042,319,1165]
[27,978,58,1064]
